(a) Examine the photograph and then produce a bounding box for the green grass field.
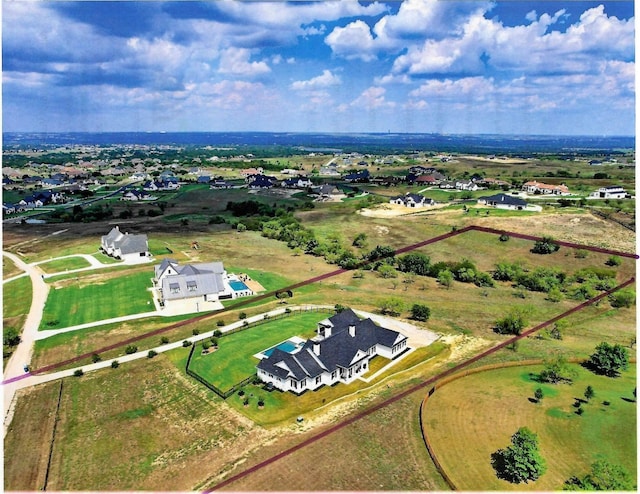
[3,276,33,366]
[40,271,154,329]
[423,363,637,491]
[37,256,92,274]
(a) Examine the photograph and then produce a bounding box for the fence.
[185,306,334,399]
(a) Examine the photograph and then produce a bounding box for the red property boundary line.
[205,276,635,492]
[4,225,637,382]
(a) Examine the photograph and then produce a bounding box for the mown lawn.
[40,271,153,329]
[423,363,637,491]
[37,256,92,274]
[3,276,33,366]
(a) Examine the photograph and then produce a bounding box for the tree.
[563,460,635,491]
[491,427,546,483]
[584,385,594,402]
[377,264,397,279]
[438,269,454,288]
[588,342,629,377]
[410,304,431,322]
[3,327,21,347]
[379,298,404,316]
[531,236,560,254]
[352,232,367,248]
[125,345,138,354]
[539,354,571,384]
[397,253,431,276]
[534,388,544,403]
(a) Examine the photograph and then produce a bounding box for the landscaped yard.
[422,363,637,491]
[39,270,154,329]
[187,310,328,391]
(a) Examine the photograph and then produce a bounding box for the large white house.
[256,309,408,394]
[477,193,542,212]
[588,186,632,200]
[101,226,150,261]
[389,193,435,208]
[153,259,253,312]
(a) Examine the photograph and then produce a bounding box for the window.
[316,376,321,384]
[169,283,180,294]
[187,280,197,292]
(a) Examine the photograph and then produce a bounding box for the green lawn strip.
[37,257,92,274]
[424,363,636,491]
[32,314,200,370]
[44,263,138,283]
[188,311,325,391]
[3,276,33,366]
[40,271,154,329]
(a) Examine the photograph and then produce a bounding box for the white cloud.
[217,47,271,76]
[324,20,378,62]
[290,70,341,91]
[348,86,395,109]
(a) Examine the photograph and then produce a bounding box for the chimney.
[349,325,356,337]
[313,343,320,356]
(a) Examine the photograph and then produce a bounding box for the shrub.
[257,398,265,407]
[182,340,192,347]
[160,336,170,345]
[147,350,157,358]
[609,289,635,308]
[192,329,200,336]
[238,389,245,397]
[3,327,21,347]
[531,236,560,254]
[605,255,622,267]
[213,329,223,337]
[91,353,102,363]
[73,369,84,377]
[499,233,510,242]
[574,249,589,259]
[243,321,249,327]
[125,345,138,354]
[410,304,431,322]
[210,337,218,347]
[239,312,247,320]
[216,320,225,327]
[494,310,527,335]
[202,341,211,350]
[111,360,120,368]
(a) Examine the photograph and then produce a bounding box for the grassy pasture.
[2,255,23,279]
[40,270,153,329]
[422,363,636,491]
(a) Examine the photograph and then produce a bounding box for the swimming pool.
[229,280,250,291]
[262,340,302,357]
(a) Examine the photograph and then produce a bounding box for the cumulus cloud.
[325,20,378,61]
[349,86,395,109]
[290,70,341,91]
[217,47,271,76]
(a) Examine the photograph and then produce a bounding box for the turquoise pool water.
[263,340,300,357]
[229,280,250,291]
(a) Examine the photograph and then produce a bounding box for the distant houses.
[100,226,150,261]
[256,308,408,394]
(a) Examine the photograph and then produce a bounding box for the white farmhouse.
[588,186,632,200]
[100,226,150,261]
[256,309,408,394]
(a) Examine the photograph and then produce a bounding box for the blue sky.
[2,0,635,135]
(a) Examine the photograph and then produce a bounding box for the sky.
[2,0,635,135]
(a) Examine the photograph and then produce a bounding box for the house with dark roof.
[256,309,408,393]
[100,226,150,261]
[477,193,542,212]
[121,189,154,201]
[389,193,434,208]
[248,174,277,189]
[343,169,370,182]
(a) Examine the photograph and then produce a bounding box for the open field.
[36,256,92,273]
[2,256,23,279]
[3,276,33,365]
[3,176,636,492]
[422,363,636,491]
